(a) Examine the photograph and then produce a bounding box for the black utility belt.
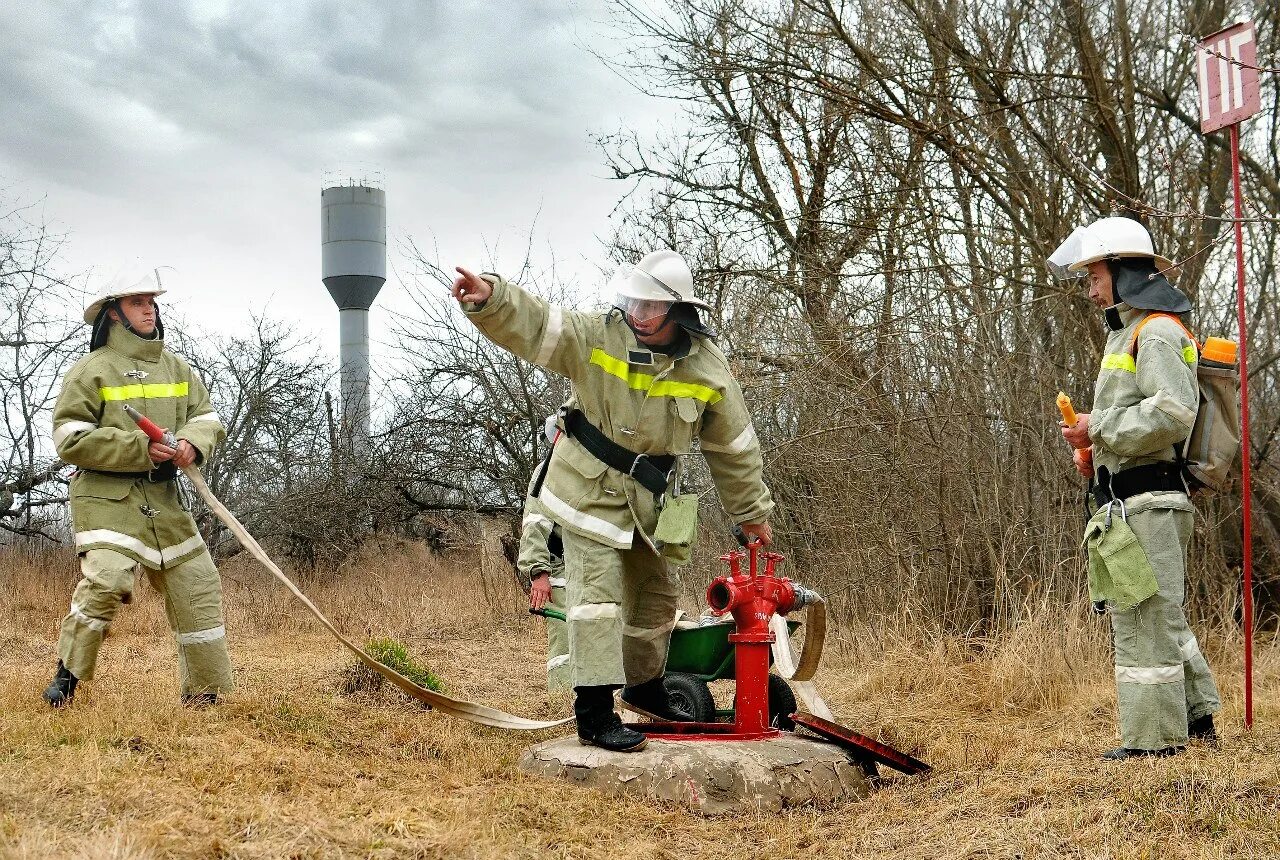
[562,409,674,495]
[82,463,177,482]
[1092,463,1185,507]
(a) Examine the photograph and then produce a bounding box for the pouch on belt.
[654,493,699,566]
[1083,506,1159,611]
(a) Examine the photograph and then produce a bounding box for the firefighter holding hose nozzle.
[41,264,232,708]
[453,251,773,752]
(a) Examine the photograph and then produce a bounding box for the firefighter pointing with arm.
[453,251,773,752]
[42,265,232,708]
[1049,218,1220,760]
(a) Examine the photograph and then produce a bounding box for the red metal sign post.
[1195,21,1261,728]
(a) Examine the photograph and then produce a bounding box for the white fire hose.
[770,600,836,721]
[184,466,573,731]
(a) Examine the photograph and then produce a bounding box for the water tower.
[321,182,386,444]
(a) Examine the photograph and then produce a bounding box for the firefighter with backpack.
[1049,216,1229,760]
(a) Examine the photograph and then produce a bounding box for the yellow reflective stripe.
[99,382,189,401]
[1100,354,1136,373]
[588,349,723,404]
[650,379,722,402]
[1182,345,1197,365]
[590,349,652,393]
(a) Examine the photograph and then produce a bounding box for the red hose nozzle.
[122,404,178,449]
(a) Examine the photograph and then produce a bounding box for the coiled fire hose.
[770,600,835,721]
[124,406,573,731]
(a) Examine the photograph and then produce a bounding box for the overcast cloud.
[0,0,666,357]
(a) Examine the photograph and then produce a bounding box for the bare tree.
[595,0,1279,629]
[170,316,385,568]
[0,200,81,541]
[388,239,576,535]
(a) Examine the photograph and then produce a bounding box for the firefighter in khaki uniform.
[453,250,774,752]
[42,267,232,708]
[1051,218,1221,759]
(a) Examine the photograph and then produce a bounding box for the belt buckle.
[628,453,649,478]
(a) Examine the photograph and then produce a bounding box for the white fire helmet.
[612,250,710,323]
[1046,217,1173,280]
[82,263,168,324]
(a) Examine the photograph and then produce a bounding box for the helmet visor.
[615,295,674,325]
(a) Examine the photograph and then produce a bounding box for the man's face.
[1086,262,1115,308]
[108,294,159,336]
[632,315,679,347]
[620,297,679,347]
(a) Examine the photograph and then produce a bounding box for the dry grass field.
[3,541,1279,860]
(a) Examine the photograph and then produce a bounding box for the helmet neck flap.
[1105,257,1191,318]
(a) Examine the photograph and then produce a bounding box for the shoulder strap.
[1129,313,1199,357]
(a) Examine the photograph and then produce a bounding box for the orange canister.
[1202,337,1238,365]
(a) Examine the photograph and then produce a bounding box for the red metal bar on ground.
[790,712,931,775]
[1230,122,1254,729]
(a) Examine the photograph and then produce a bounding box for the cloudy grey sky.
[0,0,668,358]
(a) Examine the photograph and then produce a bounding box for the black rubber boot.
[1101,746,1184,761]
[181,692,221,708]
[42,661,78,708]
[1188,714,1217,743]
[575,685,647,752]
[620,676,694,722]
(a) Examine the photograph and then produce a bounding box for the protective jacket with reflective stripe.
[1089,306,1199,477]
[464,276,773,549]
[52,324,226,569]
[518,485,566,585]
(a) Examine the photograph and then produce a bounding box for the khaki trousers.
[57,548,233,696]
[1109,504,1220,749]
[562,529,679,690]
[545,583,570,692]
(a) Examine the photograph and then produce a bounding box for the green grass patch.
[339,637,444,697]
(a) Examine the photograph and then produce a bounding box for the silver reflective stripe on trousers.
[175,624,226,645]
[568,602,619,621]
[1115,665,1184,684]
[70,604,109,631]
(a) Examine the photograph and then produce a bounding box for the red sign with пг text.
[1196,22,1261,133]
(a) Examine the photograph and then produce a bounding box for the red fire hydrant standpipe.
[640,539,819,742]
[636,539,932,775]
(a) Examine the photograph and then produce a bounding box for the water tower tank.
[321,184,386,443]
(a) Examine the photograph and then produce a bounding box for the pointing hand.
[452,267,492,305]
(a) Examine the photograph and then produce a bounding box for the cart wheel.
[662,672,716,722]
[768,674,798,731]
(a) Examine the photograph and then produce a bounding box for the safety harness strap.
[1093,462,1186,506]
[563,409,674,495]
[1129,312,1199,356]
